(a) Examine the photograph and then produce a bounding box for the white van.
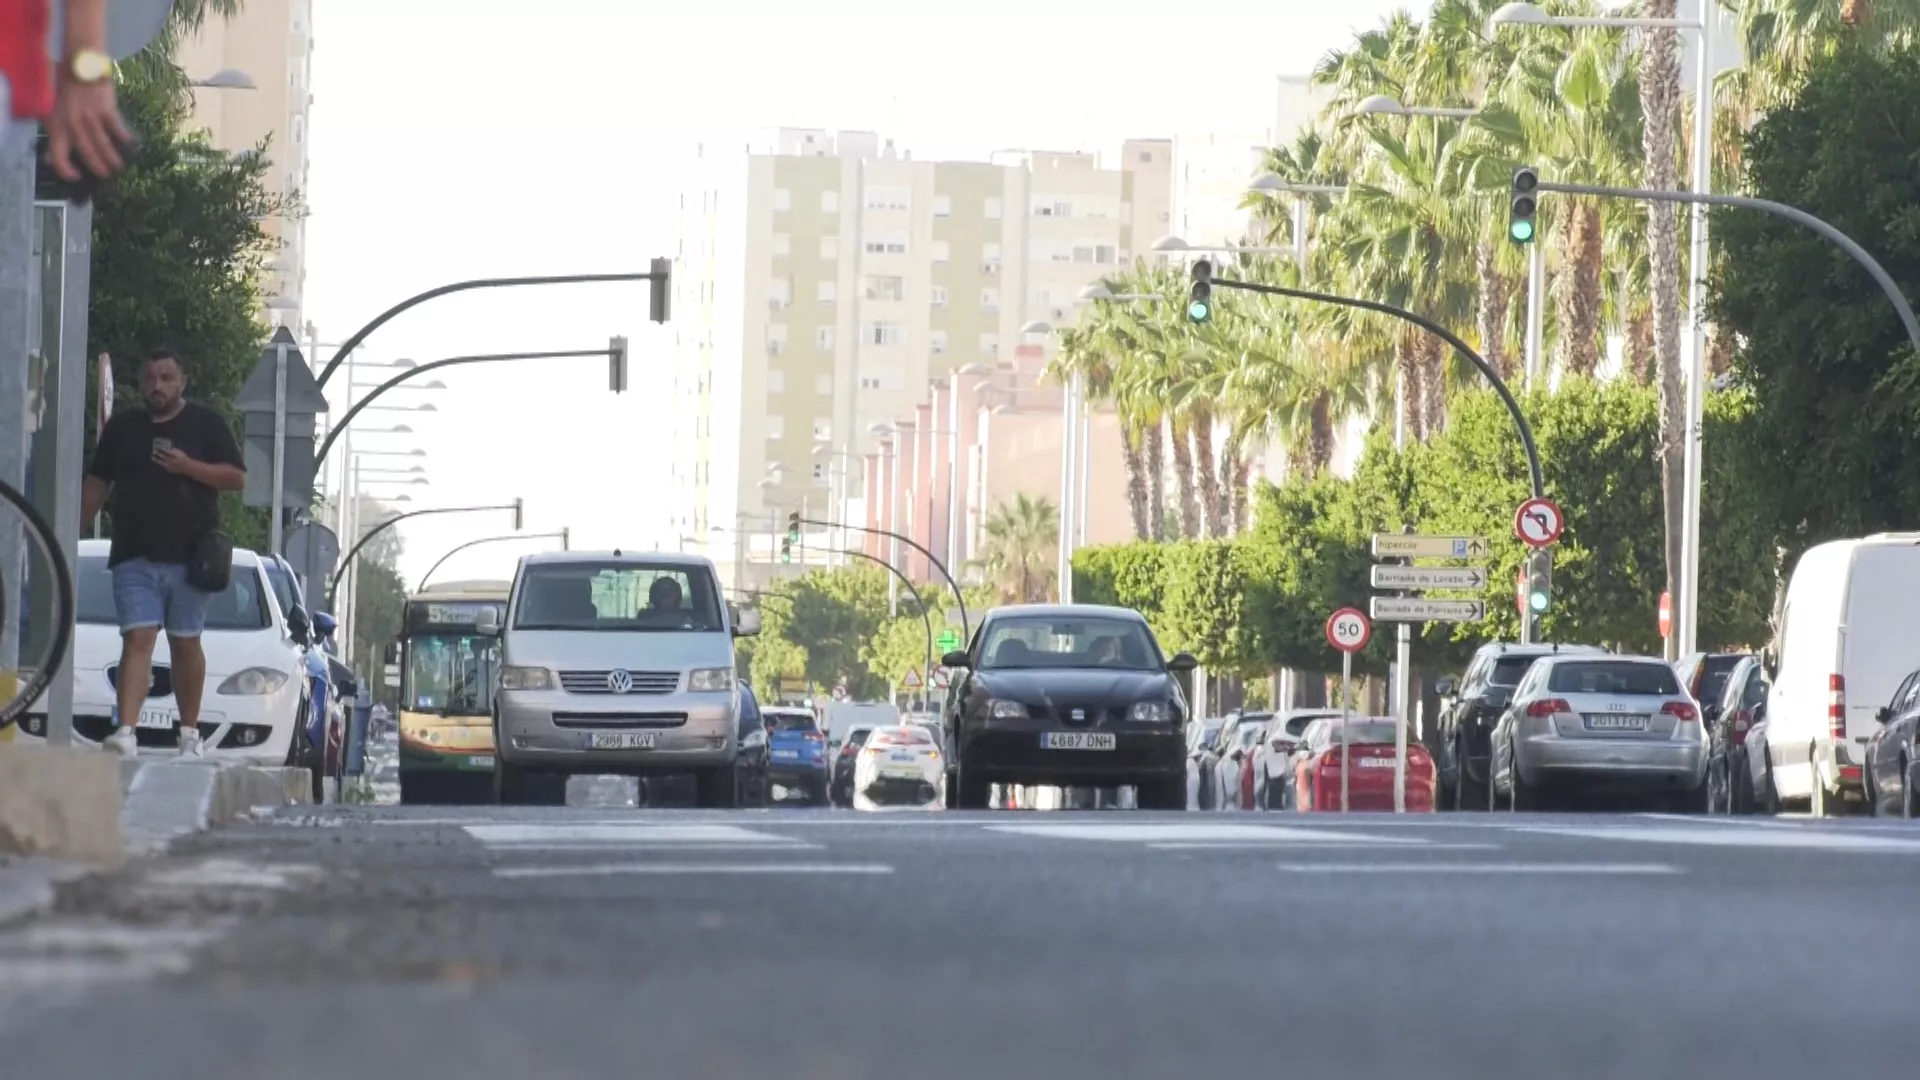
[1768,534,1920,815]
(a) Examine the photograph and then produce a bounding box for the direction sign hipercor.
[1514,497,1564,548]
[1370,534,1489,559]
[1369,597,1487,622]
[1325,608,1371,653]
[1369,565,1488,590]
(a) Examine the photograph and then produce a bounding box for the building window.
[768,279,791,309]
[930,330,948,355]
[866,322,904,346]
[864,186,910,210]
[859,376,882,390]
[822,190,839,213]
[1032,198,1073,217]
[979,288,999,312]
[862,275,906,302]
[978,333,999,357]
[772,187,791,212]
[930,285,948,307]
[864,233,908,255]
[816,326,835,350]
[985,197,1002,220]
[766,416,785,439]
[811,462,830,484]
[931,240,950,263]
[933,195,952,217]
[812,420,833,441]
[814,374,833,395]
[817,281,837,304]
[820,236,839,260]
[767,369,786,394]
[771,232,791,257]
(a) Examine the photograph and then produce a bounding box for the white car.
[850,724,947,811]
[1250,710,1344,809]
[15,541,308,761]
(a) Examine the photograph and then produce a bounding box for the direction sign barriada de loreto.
[1369,532,1489,624]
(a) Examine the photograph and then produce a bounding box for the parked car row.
[1190,708,1435,812]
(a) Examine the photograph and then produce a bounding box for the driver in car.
[637,576,692,628]
[1090,635,1125,667]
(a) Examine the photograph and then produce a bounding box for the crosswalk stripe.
[1516,824,1920,851]
[492,863,893,878]
[463,823,805,846]
[1276,862,1681,875]
[984,823,1425,844]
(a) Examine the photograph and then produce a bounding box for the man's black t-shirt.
[88,402,244,567]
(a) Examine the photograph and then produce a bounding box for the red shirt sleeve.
[0,0,55,120]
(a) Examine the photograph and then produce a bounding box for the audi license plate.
[1583,714,1648,731]
[136,708,175,730]
[1040,732,1115,751]
[588,732,656,750]
[467,755,494,768]
[1357,758,1395,768]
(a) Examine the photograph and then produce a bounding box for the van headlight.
[217,667,290,696]
[500,666,555,691]
[688,668,733,692]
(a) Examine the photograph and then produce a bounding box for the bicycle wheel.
[0,478,75,731]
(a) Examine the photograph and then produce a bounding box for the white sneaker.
[176,727,205,759]
[102,726,138,757]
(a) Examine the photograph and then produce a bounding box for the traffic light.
[608,335,628,393]
[779,537,792,564]
[1526,549,1552,614]
[1188,259,1213,324]
[648,256,672,324]
[1509,167,1539,245]
[785,511,801,544]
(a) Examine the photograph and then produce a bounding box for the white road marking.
[463,824,805,846]
[1276,862,1681,875]
[1148,841,1502,851]
[985,823,1425,844]
[492,863,894,878]
[1517,825,1920,851]
[143,859,323,890]
[481,841,822,853]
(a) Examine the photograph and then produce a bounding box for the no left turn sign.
[1514,497,1565,548]
[1325,608,1371,653]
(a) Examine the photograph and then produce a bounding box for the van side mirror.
[941,650,970,669]
[734,608,762,637]
[1168,652,1199,672]
[475,608,501,636]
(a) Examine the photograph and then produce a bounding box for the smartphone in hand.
[151,437,173,462]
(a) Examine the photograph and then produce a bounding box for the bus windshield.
[405,633,500,717]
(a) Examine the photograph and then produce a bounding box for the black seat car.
[940,604,1196,810]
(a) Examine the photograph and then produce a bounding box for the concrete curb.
[122,758,314,856]
[0,858,96,927]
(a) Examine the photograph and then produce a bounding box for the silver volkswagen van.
[478,550,759,806]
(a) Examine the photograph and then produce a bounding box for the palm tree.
[1048,322,1144,537]
[970,494,1059,604]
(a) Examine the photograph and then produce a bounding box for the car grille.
[1035,705,1116,725]
[550,712,689,729]
[558,670,679,695]
[106,665,173,698]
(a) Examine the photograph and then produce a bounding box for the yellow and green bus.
[391,580,509,804]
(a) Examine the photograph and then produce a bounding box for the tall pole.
[886,442,900,615]
[1291,197,1309,267]
[1078,385,1092,547]
[1057,372,1080,602]
[1392,382,1413,766]
[1676,3,1717,659]
[946,384,961,571]
[268,339,289,555]
[1524,240,1545,387]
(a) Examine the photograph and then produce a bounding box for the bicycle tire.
[0,478,75,731]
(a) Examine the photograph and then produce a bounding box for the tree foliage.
[1711,42,1920,555]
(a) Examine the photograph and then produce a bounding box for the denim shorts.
[111,558,211,638]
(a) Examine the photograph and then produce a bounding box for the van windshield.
[512,562,725,632]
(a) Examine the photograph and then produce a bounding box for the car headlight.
[989,699,1028,719]
[1128,701,1172,723]
[500,666,554,691]
[216,667,290,696]
[688,667,733,692]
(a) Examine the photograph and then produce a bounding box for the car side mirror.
[475,608,500,636]
[734,608,762,637]
[1435,676,1456,698]
[1703,703,1722,722]
[381,642,400,666]
[1876,705,1892,723]
[286,605,311,646]
[1168,652,1199,672]
[941,650,970,669]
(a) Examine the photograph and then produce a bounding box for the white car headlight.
[217,667,291,696]
[1128,701,1171,723]
[989,699,1028,719]
[500,666,554,691]
[688,667,733,692]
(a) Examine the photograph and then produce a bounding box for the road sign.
[931,668,949,689]
[901,667,922,689]
[1325,608,1371,653]
[936,628,962,652]
[1370,565,1487,590]
[1514,497,1564,548]
[1369,597,1486,622]
[1371,534,1489,559]
[1658,591,1672,638]
[285,522,340,604]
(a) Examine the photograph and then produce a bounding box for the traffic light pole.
[799,516,969,643]
[418,529,570,590]
[312,262,672,391]
[327,501,523,607]
[312,348,613,471]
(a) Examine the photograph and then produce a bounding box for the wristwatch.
[69,49,115,84]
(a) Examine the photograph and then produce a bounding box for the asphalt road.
[4,802,1917,1079]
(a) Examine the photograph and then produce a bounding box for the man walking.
[80,350,246,757]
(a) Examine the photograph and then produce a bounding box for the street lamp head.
[389,359,419,370]
[1489,2,1552,27]
[868,422,895,436]
[954,362,992,376]
[419,380,447,390]
[1076,283,1116,302]
[1020,320,1053,335]
[194,68,256,90]
[1248,172,1286,192]
[1357,94,1409,116]
[1150,236,1192,253]
[263,296,299,311]
[757,477,779,489]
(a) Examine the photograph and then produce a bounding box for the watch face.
[74,51,114,82]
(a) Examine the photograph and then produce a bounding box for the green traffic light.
[1529,591,1548,612]
[1510,219,1535,243]
[1188,300,1211,323]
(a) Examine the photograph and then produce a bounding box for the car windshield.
[1284,712,1338,737]
[261,561,298,619]
[1696,654,1748,704]
[512,561,725,632]
[1547,661,1680,696]
[406,633,500,717]
[871,726,932,746]
[977,615,1160,671]
[1488,657,1541,686]
[1316,719,1401,745]
[76,555,270,632]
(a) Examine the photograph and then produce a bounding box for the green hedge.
[1073,377,1777,676]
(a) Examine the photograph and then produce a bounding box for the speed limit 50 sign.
[1325,607,1371,653]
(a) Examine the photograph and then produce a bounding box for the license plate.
[587,732,657,750]
[467,755,494,768]
[1040,732,1115,751]
[1584,714,1648,731]
[136,708,175,730]
[889,753,915,762]
[1357,758,1395,768]
[881,767,922,780]
[772,749,798,759]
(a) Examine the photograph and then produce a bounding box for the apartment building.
[669,129,1173,594]
[174,0,314,329]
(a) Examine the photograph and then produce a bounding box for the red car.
[1293,717,1435,812]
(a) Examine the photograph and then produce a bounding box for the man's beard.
[146,393,175,413]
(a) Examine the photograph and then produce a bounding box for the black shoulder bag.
[183,478,234,593]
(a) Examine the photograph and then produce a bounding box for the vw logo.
[606,669,633,694]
